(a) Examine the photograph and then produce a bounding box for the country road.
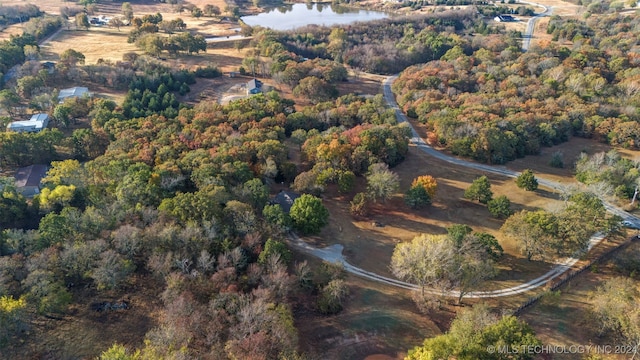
[288,75,636,298]
[286,75,623,298]
[520,1,553,51]
[287,1,640,298]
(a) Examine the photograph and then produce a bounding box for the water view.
[241,3,390,31]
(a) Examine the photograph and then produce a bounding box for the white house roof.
[7,113,50,131]
[58,86,89,99]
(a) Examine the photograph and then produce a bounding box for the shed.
[7,113,50,133]
[247,79,263,95]
[58,86,90,102]
[14,164,48,197]
[271,190,300,213]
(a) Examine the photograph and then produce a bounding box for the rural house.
[14,164,48,197]
[247,79,263,95]
[58,86,90,102]
[7,113,50,133]
[494,14,516,22]
[271,190,300,213]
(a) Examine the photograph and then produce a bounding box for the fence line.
[512,237,636,316]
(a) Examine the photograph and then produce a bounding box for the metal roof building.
[7,113,50,133]
[58,86,90,102]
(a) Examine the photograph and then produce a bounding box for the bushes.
[290,194,329,235]
[405,185,431,209]
[487,195,512,219]
[464,176,493,204]
[549,151,564,168]
[350,192,369,217]
[315,262,349,315]
[194,65,222,78]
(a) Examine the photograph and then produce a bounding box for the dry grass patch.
[40,27,140,64]
[306,144,564,286]
[0,0,68,14]
[294,255,444,360]
[520,240,639,360]
[0,22,28,41]
[2,274,162,360]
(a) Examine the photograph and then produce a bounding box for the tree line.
[392,12,640,164]
[0,4,42,27]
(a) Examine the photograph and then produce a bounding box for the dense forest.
[392,13,640,164]
[239,9,496,75]
[0,53,410,357]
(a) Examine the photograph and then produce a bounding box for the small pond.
[241,3,390,31]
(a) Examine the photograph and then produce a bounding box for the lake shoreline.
[240,2,392,31]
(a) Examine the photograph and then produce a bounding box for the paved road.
[520,1,553,51]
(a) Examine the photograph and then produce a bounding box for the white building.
[7,113,50,133]
[58,86,90,102]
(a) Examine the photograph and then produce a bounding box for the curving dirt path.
[287,75,634,298]
[288,4,640,297]
[289,78,640,298]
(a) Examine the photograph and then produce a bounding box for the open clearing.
[294,255,446,360]
[1,275,163,360]
[520,241,640,360]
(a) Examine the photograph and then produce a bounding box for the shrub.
[516,169,538,191]
[487,195,512,219]
[549,151,564,168]
[405,185,431,209]
[464,176,493,204]
[194,65,222,78]
[350,192,369,217]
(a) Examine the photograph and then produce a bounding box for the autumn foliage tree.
[412,175,438,198]
[590,277,640,357]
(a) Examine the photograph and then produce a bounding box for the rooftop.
[272,190,300,213]
[14,164,49,188]
[7,113,50,132]
[58,86,89,99]
[247,79,263,90]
